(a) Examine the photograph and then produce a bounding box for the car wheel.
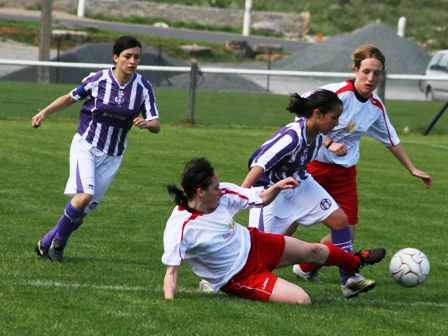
[425,86,434,101]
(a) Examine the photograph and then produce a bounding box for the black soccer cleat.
[48,239,65,262]
[35,240,49,258]
[356,248,386,269]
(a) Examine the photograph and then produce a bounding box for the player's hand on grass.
[411,168,432,187]
[328,142,347,156]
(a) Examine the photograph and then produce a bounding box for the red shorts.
[307,160,358,225]
[221,228,285,302]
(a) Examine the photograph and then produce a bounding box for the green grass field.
[0,82,447,335]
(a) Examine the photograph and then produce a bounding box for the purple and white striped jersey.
[249,118,323,185]
[70,68,159,156]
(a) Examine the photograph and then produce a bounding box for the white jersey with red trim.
[314,80,400,167]
[161,183,264,291]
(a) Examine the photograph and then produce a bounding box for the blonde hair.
[352,44,385,70]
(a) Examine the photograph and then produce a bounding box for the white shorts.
[248,176,339,234]
[64,133,123,212]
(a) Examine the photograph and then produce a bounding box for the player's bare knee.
[312,243,326,257]
[325,209,349,230]
[308,244,327,264]
[72,193,93,209]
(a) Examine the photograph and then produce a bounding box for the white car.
[421,50,448,101]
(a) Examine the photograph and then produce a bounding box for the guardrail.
[2,59,448,80]
[1,59,448,130]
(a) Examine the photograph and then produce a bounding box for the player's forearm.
[241,166,264,188]
[146,119,160,133]
[388,143,416,172]
[163,267,177,300]
[260,177,298,206]
[40,94,75,117]
[260,185,281,205]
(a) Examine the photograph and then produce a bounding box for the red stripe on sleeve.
[178,209,203,259]
[220,188,249,200]
[369,96,396,146]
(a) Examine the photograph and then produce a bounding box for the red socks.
[298,242,360,274]
[323,242,359,274]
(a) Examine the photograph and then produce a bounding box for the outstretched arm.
[31,94,76,128]
[388,143,432,187]
[260,177,299,206]
[164,266,178,300]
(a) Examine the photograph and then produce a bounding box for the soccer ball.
[389,248,430,287]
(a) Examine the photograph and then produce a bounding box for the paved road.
[0,8,309,53]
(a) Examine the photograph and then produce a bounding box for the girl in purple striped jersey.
[241,90,385,298]
[32,36,160,262]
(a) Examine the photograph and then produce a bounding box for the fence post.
[377,71,386,102]
[423,101,448,135]
[38,0,53,84]
[266,51,271,92]
[186,60,199,126]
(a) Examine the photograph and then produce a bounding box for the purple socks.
[41,201,84,247]
[331,226,353,284]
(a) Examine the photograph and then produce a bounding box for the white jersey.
[313,80,400,167]
[161,183,264,291]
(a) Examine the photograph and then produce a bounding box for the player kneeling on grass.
[32,36,160,262]
[162,158,385,304]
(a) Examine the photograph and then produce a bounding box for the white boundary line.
[22,279,448,308]
[331,297,448,308]
[401,140,448,150]
[23,279,200,294]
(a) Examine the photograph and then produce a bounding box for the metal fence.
[1,58,448,132]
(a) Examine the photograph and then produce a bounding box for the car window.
[439,54,448,65]
[429,53,443,69]
[429,52,448,71]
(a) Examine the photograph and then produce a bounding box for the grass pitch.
[0,83,447,335]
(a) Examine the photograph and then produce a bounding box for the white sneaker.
[292,264,321,284]
[341,273,376,299]
[198,279,215,293]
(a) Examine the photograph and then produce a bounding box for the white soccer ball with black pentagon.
[389,248,430,287]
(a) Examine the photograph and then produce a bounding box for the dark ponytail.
[167,157,215,207]
[166,184,188,208]
[288,89,342,118]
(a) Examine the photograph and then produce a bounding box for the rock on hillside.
[276,23,430,74]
